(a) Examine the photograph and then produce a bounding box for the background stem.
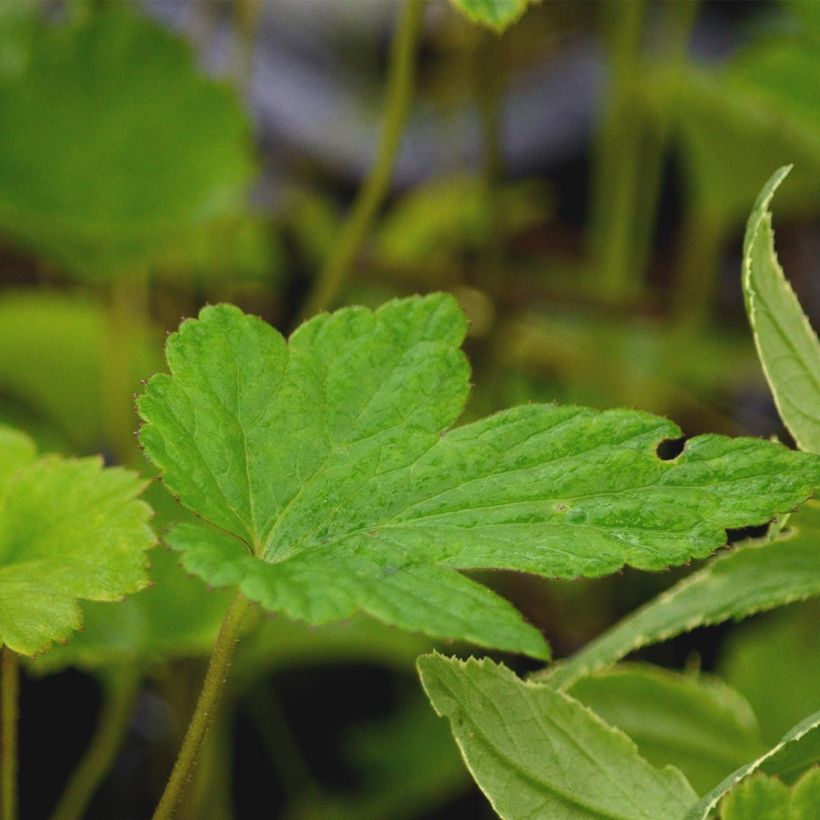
[50,668,141,820]
[1,648,19,820]
[299,0,424,320]
[152,593,250,820]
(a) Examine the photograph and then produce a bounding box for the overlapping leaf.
[685,711,820,820]
[743,166,820,454]
[569,664,766,794]
[540,501,820,690]
[0,7,253,279]
[138,294,819,659]
[0,427,154,656]
[418,653,697,819]
[720,768,820,820]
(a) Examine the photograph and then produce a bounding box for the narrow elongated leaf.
[569,664,766,794]
[685,711,820,820]
[719,768,820,820]
[417,653,697,819]
[540,501,820,689]
[450,0,534,33]
[138,294,818,659]
[0,427,154,656]
[743,166,820,454]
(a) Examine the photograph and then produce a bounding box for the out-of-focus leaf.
[154,215,284,284]
[289,698,468,820]
[685,711,820,819]
[0,7,254,279]
[418,653,697,819]
[743,166,820,454]
[540,501,820,690]
[374,175,549,273]
[0,290,159,452]
[450,0,535,33]
[0,426,155,656]
[720,603,820,747]
[669,37,820,224]
[569,664,766,794]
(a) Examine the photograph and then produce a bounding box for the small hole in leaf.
[727,523,771,544]
[656,437,686,461]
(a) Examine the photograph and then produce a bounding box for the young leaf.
[0,7,253,279]
[0,427,154,656]
[450,0,535,33]
[685,711,820,820]
[540,501,820,689]
[719,769,820,820]
[417,653,697,819]
[138,295,819,659]
[569,664,766,794]
[743,166,820,454]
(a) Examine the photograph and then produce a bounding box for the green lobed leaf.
[743,166,820,454]
[417,653,697,819]
[685,711,820,819]
[449,0,535,33]
[0,6,254,279]
[540,500,820,689]
[138,294,819,660]
[0,426,155,656]
[719,768,820,820]
[569,664,767,794]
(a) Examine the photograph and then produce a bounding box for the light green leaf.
[0,289,159,451]
[138,295,818,659]
[743,166,820,454]
[417,653,697,819]
[720,773,790,820]
[685,711,820,820]
[450,0,535,33]
[0,426,155,656]
[569,664,767,794]
[540,501,820,690]
[0,7,253,279]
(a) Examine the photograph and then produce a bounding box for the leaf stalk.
[1,647,19,820]
[152,592,250,819]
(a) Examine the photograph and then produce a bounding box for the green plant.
[418,169,820,818]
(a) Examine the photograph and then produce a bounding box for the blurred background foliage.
[0,0,817,817]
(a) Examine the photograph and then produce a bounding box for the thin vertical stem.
[152,593,250,820]
[299,0,425,320]
[1,648,19,820]
[50,668,141,820]
[588,0,647,303]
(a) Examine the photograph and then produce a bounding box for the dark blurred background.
[1,0,818,817]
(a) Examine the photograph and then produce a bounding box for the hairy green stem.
[152,593,250,819]
[299,0,424,319]
[1,648,19,820]
[588,0,647,303]
[50,669,141,820]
